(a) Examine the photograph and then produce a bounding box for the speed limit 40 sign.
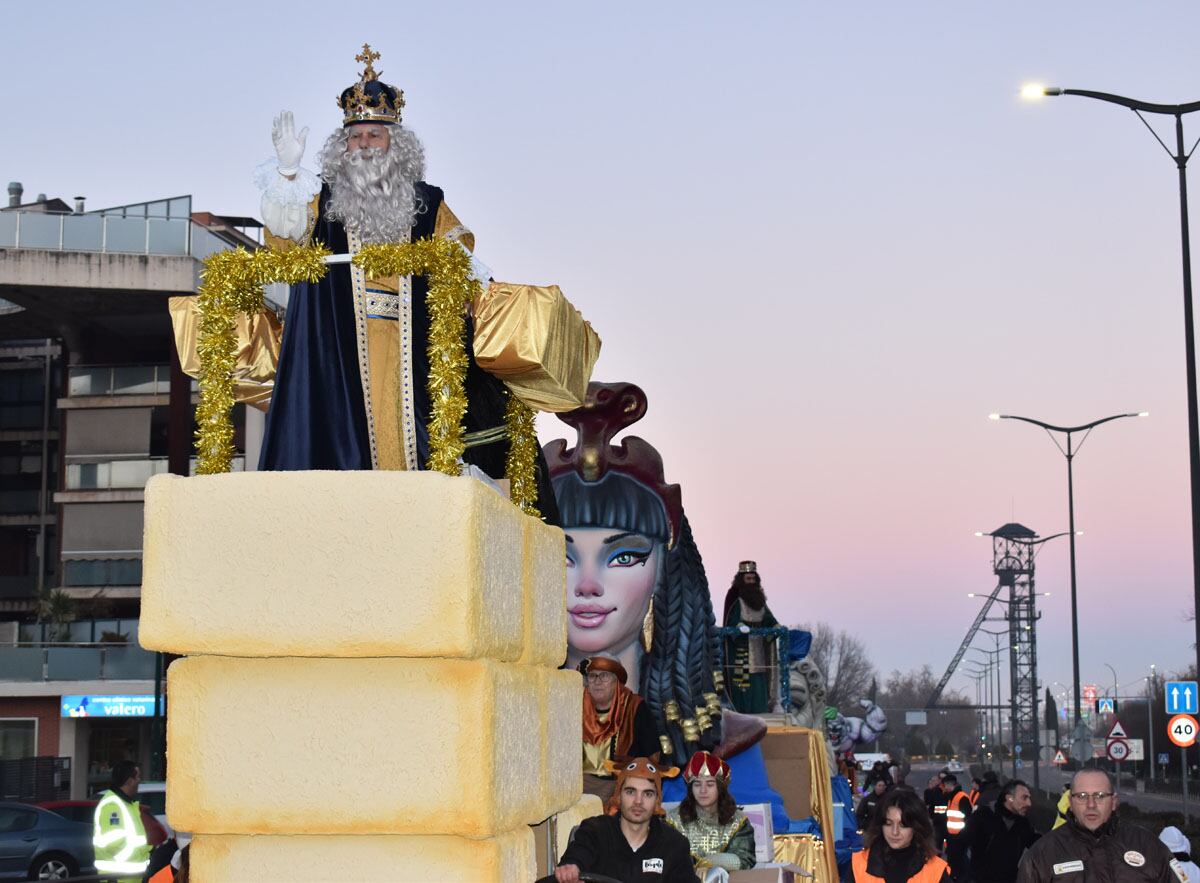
[1168,713,1198,748]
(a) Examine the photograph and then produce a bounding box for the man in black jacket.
[557,757,698,882]
[1016,769,1180,882]
[965,778,1038,882]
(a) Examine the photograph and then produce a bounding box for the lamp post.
[1149,664,1158,785]
[1023,84,1200,679]
[990,411,1146,758]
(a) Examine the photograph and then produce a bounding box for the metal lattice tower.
[989,523,1041,784]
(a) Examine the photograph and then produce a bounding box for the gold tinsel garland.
[193,240,541,516]
[195,246,329,474]
[353,239,477,476]
[504,393,540,517]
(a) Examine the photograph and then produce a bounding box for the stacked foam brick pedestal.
[139,471,587,882]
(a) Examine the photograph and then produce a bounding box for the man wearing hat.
[556,757,698,882]
[721,561,781,714]
[581,656,662,796]
[248,44,562,518]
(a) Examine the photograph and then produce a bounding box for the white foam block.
[140,471,532,660]
[167,656,573,838]
[191,827,535,882]
[543,667,584,814]
[520,516,567,667]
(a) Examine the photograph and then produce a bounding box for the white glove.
[272,111,309,176]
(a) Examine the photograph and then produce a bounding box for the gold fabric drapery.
[773,833,827,882]
[168,295,282,411]
[770,727,839,883]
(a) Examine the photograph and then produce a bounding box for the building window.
[62,559,142,587]
[0,719,36,760]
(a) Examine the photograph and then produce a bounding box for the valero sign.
[60,695,158,718]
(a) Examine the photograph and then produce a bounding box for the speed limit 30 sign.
[1106,738,1130,762]
[1168,713,1198,748]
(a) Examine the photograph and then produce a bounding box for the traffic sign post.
[1107,738,1130,792]
[1096,698,1117,714]
[1052,749,1068,765]
[1166,681,1199,715]
[1168,714,1197,825]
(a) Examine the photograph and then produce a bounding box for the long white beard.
[321,131,425,244]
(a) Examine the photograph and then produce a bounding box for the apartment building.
[0,183,277,797]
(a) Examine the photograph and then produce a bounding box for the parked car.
[37,799,170,846]
[946,759,965,773]
[0,801,94,881]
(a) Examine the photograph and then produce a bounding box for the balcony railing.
[65,455,245,489]
[0,643,158,682]
[67,365,172,397]
[0,206,288,309]
[0,209,229,261]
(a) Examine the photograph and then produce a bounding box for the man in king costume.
[721,561,781,714]
[245,45,576,518]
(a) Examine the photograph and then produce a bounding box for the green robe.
[723,601,779,714]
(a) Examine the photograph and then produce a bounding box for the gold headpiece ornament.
[738,560,758,574]
[338,43,405,126]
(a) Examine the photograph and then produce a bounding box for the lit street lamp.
[1022,83,1200,679]
[989,411,1146,760]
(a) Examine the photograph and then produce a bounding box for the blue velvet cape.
[257,183,561,522]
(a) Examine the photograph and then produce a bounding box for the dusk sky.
[5,1,1198,706]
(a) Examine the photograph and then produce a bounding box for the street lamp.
[989,412,1146,752]
[1022,83,1200,678]
[1149,664,1158,784]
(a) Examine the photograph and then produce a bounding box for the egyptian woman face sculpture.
[566,527,662,657]
[546,382,722,762]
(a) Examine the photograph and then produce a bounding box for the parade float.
[140,44,874,882]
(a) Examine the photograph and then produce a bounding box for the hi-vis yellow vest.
[93,790,150,878]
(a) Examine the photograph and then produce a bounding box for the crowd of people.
[849,764,1194,883]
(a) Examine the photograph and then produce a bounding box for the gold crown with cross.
[338,44,405,126]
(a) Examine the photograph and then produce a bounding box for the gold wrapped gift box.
[472,282,601,413]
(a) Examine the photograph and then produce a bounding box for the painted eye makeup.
[607,548,651,567]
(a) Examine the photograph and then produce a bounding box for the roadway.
[906,760,1195,815]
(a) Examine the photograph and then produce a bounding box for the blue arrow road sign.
[1166,681,1199,715]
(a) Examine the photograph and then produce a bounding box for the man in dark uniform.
[1016,769,1181,882]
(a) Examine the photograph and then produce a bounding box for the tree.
[1044,688,1059,742]
[795,621,877,710]
[875,666,978,761]
[906,733,929,756]
[35,588,75,642]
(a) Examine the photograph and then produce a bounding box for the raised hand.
[271,111,309,175]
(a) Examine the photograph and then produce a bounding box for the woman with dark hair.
[853,788,950,883]
[665,752,756,874]
[545,382,724,763]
